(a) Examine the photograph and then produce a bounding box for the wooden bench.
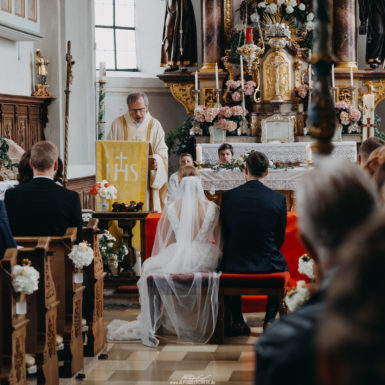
[15,229,85,378]
[0,248,29,385]
[82,218,106,357]
[15,238,59,385]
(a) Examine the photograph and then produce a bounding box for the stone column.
[333,0,357,70]
[201,0,223,72]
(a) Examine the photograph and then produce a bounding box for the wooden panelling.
[0,94,53,150]
[67,175,96,210]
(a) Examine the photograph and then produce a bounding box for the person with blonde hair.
[364,144,385,176]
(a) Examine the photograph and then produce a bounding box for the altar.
[200,141,357,164]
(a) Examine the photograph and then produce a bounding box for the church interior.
[1,0,385,384]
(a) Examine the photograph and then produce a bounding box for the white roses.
[68,242,94,270]
[12,264,40,295]
[266,3,278,14]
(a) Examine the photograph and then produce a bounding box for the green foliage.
[166,116,196,157]
[98,230,128,268]
[0,138,15,169]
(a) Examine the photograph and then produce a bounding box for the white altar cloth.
[0,180,18,200]
[200,167,307,192]
[200,141,357,164]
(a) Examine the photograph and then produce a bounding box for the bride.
[107,166,222,346]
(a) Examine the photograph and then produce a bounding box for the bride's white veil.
[107,176,222,347]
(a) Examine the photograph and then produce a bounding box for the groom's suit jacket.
[0,200,16,258]
[220,179,288,273]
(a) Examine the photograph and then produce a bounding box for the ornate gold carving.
[14,336,24,383]
[262,51,292,101]
[164,82,195,115]
[45,257,56,303]
[223,0,233,45]
[47,317,56,358]
[74,300,81,339]
[202,88,217,108]
[337,87,353,104]
[95,281,103,319]
[362,80,385,107]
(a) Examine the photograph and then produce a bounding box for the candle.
[331,64,335,88]
[363,94,375,139]
[308,50,312,87]
[215,63,219,90]
[195,71,198,91]
[350,67,354,87]
[240,55,245,90]
[99,62,106,82]
[306,144,312,163]
[196,144,202,163]
[245,27,253,43]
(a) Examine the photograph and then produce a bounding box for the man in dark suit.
[5,141,82,242]
[0,200,16,258]
[255,159,382,385]
[220,151,288,334]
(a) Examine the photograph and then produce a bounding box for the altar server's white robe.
[107,112,168,212]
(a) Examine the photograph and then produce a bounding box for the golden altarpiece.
[158,0,385,144]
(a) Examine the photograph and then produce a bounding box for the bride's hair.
[178,165,198,181]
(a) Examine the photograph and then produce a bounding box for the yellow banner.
[96,140,148,207]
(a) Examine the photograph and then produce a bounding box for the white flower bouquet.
[12,259,40,296]
[99,230,128,270]
[285,280,310,312]
[298,254,315,279]
[90,180,117,200]
[68,242,94,270]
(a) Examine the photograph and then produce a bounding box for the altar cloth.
[201,141,357,164]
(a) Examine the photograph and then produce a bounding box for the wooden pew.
[15,228,85,378]
[16,238,59,385]
[82,218,106,357]
[0,248,29,385]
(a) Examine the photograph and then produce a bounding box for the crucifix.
[269,53,286,102]
[362,117,375,141]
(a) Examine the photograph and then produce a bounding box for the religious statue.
[32,49,51,97]
[160,0,197,72]
[358,0,385,68]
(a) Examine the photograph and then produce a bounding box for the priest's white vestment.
[107,112,168,211]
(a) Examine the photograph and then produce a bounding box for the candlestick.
[196,144,202,163]
[350,67,354,87]
[99,62,106,82]
[240,56,245,90]
[331,64,335,88]
[215,63,219,90]
[195,71,198,91]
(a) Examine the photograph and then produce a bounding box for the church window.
[95,0,137,71]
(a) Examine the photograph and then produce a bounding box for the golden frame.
[223,0,233,44]
[15,0,25,18]
[28,0,37,21]
[1,0,12,13]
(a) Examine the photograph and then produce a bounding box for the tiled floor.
[75,307,263,385]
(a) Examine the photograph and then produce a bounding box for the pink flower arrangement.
[298,84,308,98]
[226,79,257,105]
[218,119,238,132]
[231,91,242,102]
[226,79,241,90]
[220,106,233,118]
[245,81,256,96]
[204,107,220,123]
[349,108,361,122]
[336,101,349,110]
[335,102,362,134]
[231,105,245,116]
[194,105,205,122]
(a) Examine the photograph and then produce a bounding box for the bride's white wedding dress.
[107,176,222,347]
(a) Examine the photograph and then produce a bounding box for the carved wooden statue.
[359,0,385,68]
[161,0,198,71]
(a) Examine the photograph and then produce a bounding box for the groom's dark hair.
[246,151,269,178]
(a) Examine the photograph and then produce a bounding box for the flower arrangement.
[98,230,128,269]
[335,102,361,134]
[211,158,247,172]
[12,259,40,297]
[68,242,94,270]
[225,80,257,104]
[284,280,310,312]
[82,212,93,227]
[90,180,117,200]
[217,105,248,134]
[112,201,144,212]
[193,106,221,136]
[298,253,315,279]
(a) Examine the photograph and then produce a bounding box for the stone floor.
[71,307,264,385]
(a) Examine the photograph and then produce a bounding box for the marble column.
[201,0,223,72]
[333,0,357,70]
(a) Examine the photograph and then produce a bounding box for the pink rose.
[232,91,242,102]
[220,106,233,118]
[218,119,237,132]
[226,80,241,90]
[298,84,308,98]
[246,80,256,88]
[204,107,220,123]
[336,101,349,110]
[231,105,244,116]
[349,108,361,121]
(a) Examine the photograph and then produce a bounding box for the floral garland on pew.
[68,242,94,283]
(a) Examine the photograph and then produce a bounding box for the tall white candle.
[306,144,312,163]
[308,50,312,87]
[99,62,106,81]
[331,64,335,88]
[240,55,245,90]
[215,63,219,90]
[196,144,202,163]
[195,71,198,91]
[350,67,354,87]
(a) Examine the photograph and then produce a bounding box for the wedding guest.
[220,151,287,335]
[373,161,385,203]
[0,200,16,259]
[255,159,382,385]
[357,137,384,165]
[218,143,234,164]
[317,215,385,385]
[364,145,385,176]
[167,153,194,203]
[5,141,83,243]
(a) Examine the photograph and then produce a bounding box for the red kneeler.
[144,211,308,314]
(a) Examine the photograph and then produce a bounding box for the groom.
[220,151,288,334]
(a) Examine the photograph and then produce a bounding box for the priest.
[107,92,168,211]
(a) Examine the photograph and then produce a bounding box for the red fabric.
[221,272,290,288]
[144,211,308,313]
[145,213,162,259]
